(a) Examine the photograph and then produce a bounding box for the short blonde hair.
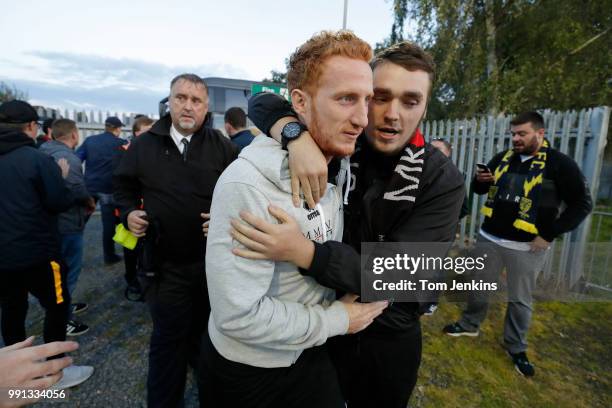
[52,119,77,140]
[287,30,373,93]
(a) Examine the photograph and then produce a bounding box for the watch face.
[283,122,302,139]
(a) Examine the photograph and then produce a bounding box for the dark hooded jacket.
[312,139,464,331]
[0,126,74,270]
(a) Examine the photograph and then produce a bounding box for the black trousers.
[200,332,344,408]
[0,260,70,352]
[123,246,138,287]
[330,321,422,408]
[144,260,208,408]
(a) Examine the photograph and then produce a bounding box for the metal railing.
[584,211,612,292]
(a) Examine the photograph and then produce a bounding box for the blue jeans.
[60,232,83,319]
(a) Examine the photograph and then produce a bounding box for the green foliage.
[0,81,28,103]
[262,70,287,86]
[390,0,409,44]
[383,0,612,120]
[262,58,289,86]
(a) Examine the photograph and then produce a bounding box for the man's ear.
[290,89,309,116]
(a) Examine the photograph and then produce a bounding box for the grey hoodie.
[39,140,90,233]
[206,136,350,368]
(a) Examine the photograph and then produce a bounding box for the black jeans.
[330,321,422,408]
[0,260,70,354]
[144,260,208,408]
[123,246,138,287]
[200,332,344,408]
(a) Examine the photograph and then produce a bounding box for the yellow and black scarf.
[481,139,549,235]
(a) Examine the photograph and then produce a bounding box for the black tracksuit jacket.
[475,148,592,242]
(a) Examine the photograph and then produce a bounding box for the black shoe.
[66,320,89,337]
[125,284,144,302]
[71,303,88,315]
[443,322,479,337]
[507,351,535,377]
[104,255,122,265]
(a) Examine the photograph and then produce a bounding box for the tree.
[0,81,28,103]
[262,70,287,85]
[262,58,289,86]
[382,0,612,119]
[375,0,408,53]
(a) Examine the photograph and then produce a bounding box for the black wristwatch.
[281,121,307,150]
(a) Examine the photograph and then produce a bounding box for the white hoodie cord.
[343,163,351,205]
[315,203,327,242]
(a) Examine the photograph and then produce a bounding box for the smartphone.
[476,163,491,173]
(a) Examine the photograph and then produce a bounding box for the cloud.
[0,51,250,112]
[12,79,163,114]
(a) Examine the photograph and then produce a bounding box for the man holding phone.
[476,163,490,173]
[444,111,592,377]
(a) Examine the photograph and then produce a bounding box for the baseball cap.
[105,116,125,128]
[0,100,39,124]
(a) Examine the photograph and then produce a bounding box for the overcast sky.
[0,0,396,114]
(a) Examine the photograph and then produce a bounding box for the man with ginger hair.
[202,31,387,408]
[239,41,466,407]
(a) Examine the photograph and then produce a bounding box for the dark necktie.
[181,138,189,162]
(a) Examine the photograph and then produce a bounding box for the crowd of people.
[0,28,592,408]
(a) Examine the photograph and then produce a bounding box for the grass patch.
[411,301,611,407]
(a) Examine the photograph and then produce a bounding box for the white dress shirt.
[170,124,193,154]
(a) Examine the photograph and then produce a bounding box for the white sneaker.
[51,365,94,390]
[423,303,438,316]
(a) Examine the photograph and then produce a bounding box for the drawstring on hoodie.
[343,163,351,205]
[304,157,351,242]
[315,203,327,242]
